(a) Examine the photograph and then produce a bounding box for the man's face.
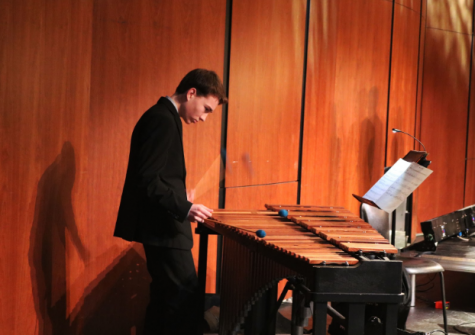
[180,88,219,124]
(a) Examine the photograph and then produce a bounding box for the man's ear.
[186,88,197,101]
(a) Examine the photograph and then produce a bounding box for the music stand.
[353,150,432,246]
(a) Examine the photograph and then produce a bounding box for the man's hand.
[187,204,213,223]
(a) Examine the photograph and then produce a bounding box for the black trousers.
[143,245,200,335]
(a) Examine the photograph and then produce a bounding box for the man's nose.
[200,114,208,122]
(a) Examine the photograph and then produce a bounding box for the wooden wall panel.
[226,0,306,187]
[89,0,226,298]
[0,2,49,332]
[301,0,392,215]
[396,0,421,12]
[0,0,94,333]
[427,0,473,34]
[466,161,475,206]
[1,0,225,333]
[466,43,475,206]
[468,59,475,162]
[225,182,298,210]
[416,27,471,222]
[387,3,422,167]
[413,0,427,234]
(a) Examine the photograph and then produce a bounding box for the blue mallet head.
[256,229,266,238]
[278,209,289,218]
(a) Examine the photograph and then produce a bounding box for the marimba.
[196,204,403,335]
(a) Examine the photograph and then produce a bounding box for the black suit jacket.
[114,97,193,249]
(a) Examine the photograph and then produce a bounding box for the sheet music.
[363,158,433,213]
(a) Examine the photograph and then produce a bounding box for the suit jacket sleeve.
[134,111,192,222]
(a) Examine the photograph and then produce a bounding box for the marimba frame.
[196,207,404,335]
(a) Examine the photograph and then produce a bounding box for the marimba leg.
[290,288,305,335]
[197,226,209,333]
[312,302,327,335]
[383,303,398,335]
[346,303,365,335]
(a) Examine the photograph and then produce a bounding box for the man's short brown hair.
[176,69,228,105]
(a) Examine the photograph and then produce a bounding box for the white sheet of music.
[363,158,433,213]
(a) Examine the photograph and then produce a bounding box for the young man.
[114,69,227,334]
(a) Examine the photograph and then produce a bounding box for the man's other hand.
[188,204,213,223]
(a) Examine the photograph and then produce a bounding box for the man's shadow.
[29,142,149,334]
[29,141,88,334]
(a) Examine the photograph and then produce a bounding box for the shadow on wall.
[358,86,382,193]
[71,247,150,335]
[29,141,150,335]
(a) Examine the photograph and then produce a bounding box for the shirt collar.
[166,96,178,114]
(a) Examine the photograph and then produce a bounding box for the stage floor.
[405,302,475,335]
[203,299,475,334]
